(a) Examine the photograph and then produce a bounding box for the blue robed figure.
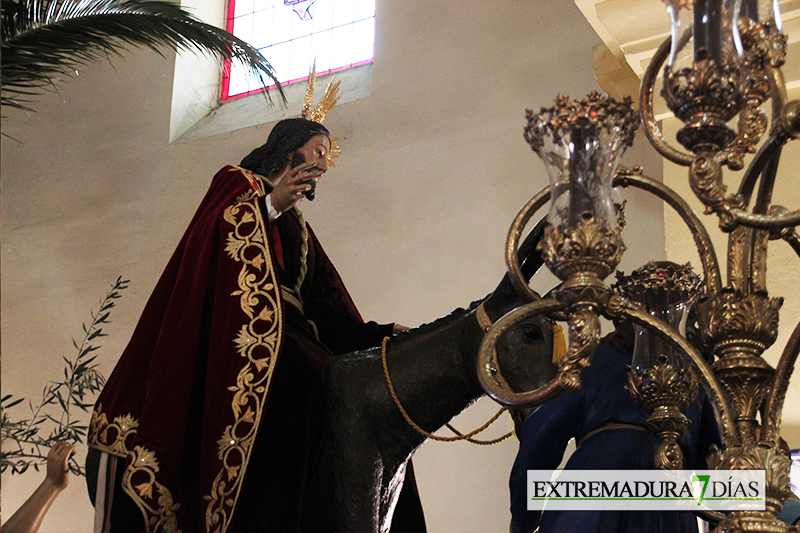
[509,325,720,533]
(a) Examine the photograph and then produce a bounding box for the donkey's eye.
[522,324,543,341]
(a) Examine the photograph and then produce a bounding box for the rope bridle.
[380,302,513,445]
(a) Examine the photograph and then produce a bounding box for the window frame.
[169,0,375,144]
[219,0,376,102]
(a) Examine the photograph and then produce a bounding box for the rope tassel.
[552,324,568,365]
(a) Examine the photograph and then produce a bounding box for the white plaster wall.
[0,1,665,531]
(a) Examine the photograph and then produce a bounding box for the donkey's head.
[479,217,558,434]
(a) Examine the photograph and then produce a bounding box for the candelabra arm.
[738,136,785,203]
[727,149,778,294]
[767,63,789,128]
[477,298,598,408]
[728,135,800,229]
[754,148,781,215]
[513,174,722,299]
[750,148,781,293]
[614,169,722,296]
[784,231,800,259]
[614,301,740,448]
[506,186,551,302]
[730,205,800,229]
[639,36,695,167]
[736,54,793,207]
[749,145,781,215]
[761,316,800,445]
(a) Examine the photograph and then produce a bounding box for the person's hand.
[44,442,74,491]
[270,160,325,213]
[393,324,410,334]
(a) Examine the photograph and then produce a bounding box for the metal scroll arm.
[725,100,800,229]
[477,291,739,449]
[703,56,800,230]
[505,186,552,304]
[761,315,800,445]
[614,168,723,297]
[506,171,723,303]
[477,297,577,407]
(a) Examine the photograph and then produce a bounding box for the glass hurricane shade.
[664,0,743,68]
[631,285,697,375]
[525,93,638,232]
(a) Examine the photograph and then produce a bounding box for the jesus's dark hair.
[240,118,330,178]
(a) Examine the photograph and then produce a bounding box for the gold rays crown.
[301,65,341,166]
[301,65,340,123]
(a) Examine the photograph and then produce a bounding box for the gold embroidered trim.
[89,404,139,458]
[123,446,180,532]
[234,166,310,304]
[204,190,283,533]
[89,405,179,533]
[236,167,267,197]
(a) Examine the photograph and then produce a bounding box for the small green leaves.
[1,276,129,476]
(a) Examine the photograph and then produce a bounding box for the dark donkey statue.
[303,220,557,533]
[85,221,555,532]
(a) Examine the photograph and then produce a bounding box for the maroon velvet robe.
[88,166,393,532]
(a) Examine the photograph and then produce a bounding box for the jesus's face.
[291,134,331,174]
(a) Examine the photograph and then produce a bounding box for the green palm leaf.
[1,0,286,112]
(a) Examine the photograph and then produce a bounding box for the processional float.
[478,1,799,531]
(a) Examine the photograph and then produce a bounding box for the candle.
[568,118,597,228]
[694,0,723,63]
[740,0,759,21]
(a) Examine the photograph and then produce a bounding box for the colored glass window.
[222,0,376,100]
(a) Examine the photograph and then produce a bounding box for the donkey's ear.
[517,215,548,283]
[484,215,547,317]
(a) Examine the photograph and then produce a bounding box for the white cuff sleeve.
[265,194,282,222]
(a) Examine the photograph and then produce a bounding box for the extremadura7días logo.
[526,470,765,511]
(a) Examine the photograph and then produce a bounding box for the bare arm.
[1,442,74,533]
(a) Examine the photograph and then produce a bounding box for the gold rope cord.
[380,337,513,445]
[293,207,309,297]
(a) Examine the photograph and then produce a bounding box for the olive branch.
[1,276,129,476]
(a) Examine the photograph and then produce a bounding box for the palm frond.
[1,0,285,112]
